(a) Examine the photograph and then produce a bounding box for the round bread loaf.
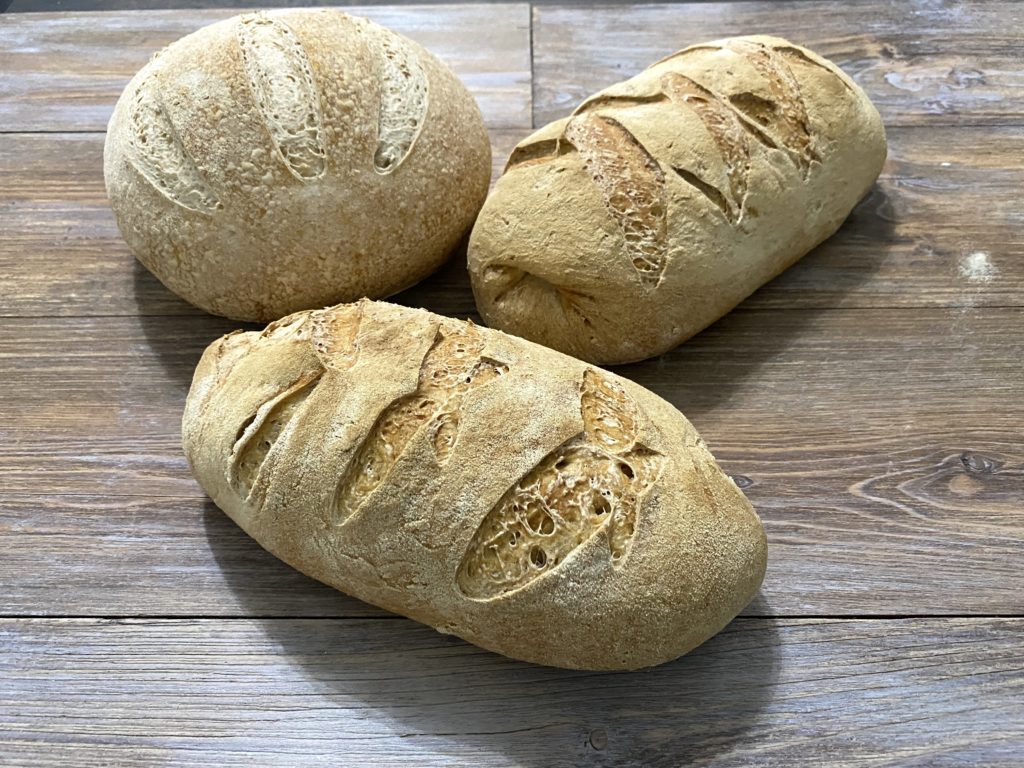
[468,35,886,364]
[105,10,491,321]
[183,300,767,670]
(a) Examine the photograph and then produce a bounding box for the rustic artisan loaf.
[105,10,490,322]
[469,35,886,364]
[183,300,767,670]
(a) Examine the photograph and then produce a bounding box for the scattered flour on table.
[958,251,999,283]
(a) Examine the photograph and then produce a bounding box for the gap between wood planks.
[1,613,1022,620]
[3,122,1024,137]
[7,305,1024,321]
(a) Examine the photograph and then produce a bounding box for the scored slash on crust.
[236,13,327,181]
[125,73,222,215]
[564,114,669,290]
[500,36,827,268]
[348,16,430,175]
[228,371,324,502]
[723,39,821,176]
[456,370,665,601]
[332,321,508,524]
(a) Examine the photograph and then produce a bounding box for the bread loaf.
[468,35,886,364]
[183,300,766,670]
[105,10,491,322]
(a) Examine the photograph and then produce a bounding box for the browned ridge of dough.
[230,371,323,501]
[333,322,508,524]
[724,39,820,175]
[504,138,567,172]
[576,92,671,116]
[564,113,669,288]
[723,93,781,150]
[660,72,751,224]
[457,370,665,599]
[671,166,734,221]
[236,13,327,181]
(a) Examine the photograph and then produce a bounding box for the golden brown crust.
[183,300,767,670]
[468,35,887,364]
[105,10,491,322]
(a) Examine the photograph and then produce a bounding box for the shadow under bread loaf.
[183,300,767,670]
[468,35,887,364]
[105,9,491,322]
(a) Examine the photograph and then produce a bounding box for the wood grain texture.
[2,479,1022,618]
[5,309,1021,485]
[0,4,532,131]
[532,1,1024,128]
[0,129,522,318]
[2,307,1021,615]
[2,617,1022,767]
[0,495,386,617]
[4,126,1024,317]
[6,0,519,8]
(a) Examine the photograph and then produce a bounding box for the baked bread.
[183,300,767,670]
[468,35,886,364]
[105,10,490,321]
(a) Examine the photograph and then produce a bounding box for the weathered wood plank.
[0,495,388,617]
[2,126,1022,317]
[8,0,513,9]
[2,477,1022,618]
[0,4,532,131]
[5,309,1021,484]
[1,617,1021,766]
[532,1,1024,127]
[2,307,1021,616]
[0,129,519,318]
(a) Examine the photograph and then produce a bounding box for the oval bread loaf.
[183,300,767,670]
[105,10,491,322]
[468,35,886,364]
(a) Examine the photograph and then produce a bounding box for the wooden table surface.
[2,2,1023,765]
